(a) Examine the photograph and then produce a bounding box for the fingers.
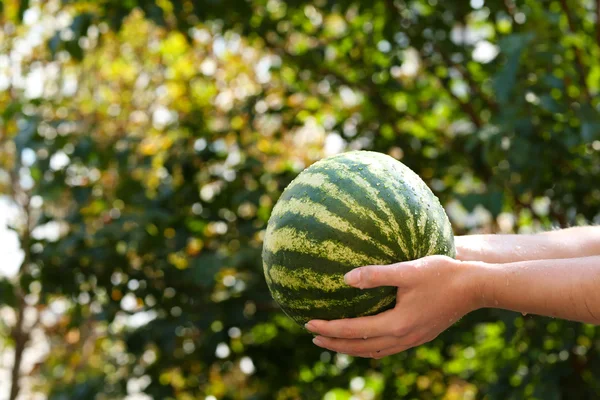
[344,255,455,289]
[312,335,399,355]
[306,308,402,339]
[344,262,411,289]
[352,344,412,359]
[313,333,431,359]
[312,335,414,359]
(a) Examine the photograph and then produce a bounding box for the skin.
[306,226,600,358]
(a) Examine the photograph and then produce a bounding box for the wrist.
[457,259,498,310]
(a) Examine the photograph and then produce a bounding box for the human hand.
[305,255,481,358]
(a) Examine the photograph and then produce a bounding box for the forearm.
[468,256,600,324]
[455,226,600,263]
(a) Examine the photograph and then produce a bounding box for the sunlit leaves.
[2,0,600,398]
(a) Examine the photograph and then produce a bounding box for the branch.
[9,207,32,400]
[384,0,398,15]
[503,0,517,19]
[6,136,33,400]
[559,0,591,101]
[8,292,28,400]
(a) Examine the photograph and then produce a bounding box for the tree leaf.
[493,33,534,104]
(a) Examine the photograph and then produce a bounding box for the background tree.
[1,0,600,398]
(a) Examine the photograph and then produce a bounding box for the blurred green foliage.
[1,0,600,399]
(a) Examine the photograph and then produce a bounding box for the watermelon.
[262,150,455,326]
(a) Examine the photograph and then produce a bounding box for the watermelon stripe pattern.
[262,150,455,326]
[268,197,397,258]
[286,172,400,248]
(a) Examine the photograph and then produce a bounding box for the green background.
[1,0,600,398]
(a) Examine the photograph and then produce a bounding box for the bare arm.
[473,255,600,324]
[455,226,600,264]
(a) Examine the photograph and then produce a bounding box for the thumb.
[344,261,414,289]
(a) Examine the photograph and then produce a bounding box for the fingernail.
[344,268,361,286]
[312,337,323,346]
[305,322,315,331]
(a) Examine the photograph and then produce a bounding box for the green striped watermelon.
[262,150,455,326]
